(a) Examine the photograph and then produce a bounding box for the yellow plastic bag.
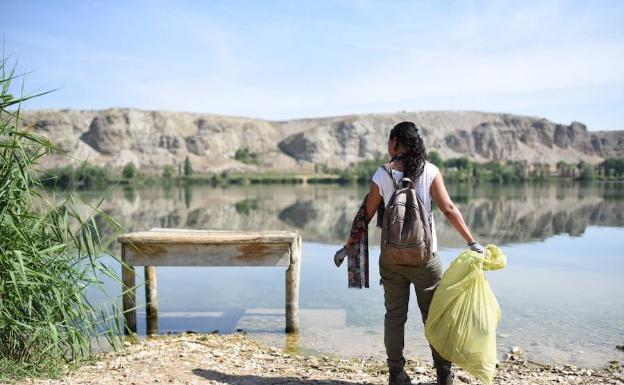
[424,244,506,385]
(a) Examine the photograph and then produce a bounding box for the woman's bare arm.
[364,181,383,225]
[430,172,476,244]
[341,181,382,248]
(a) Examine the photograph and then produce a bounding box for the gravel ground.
[4,332,623,385]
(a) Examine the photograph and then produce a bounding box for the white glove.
[334,246,348,267]
[468,241,485,254]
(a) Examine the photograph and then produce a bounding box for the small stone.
[413,367,427,374]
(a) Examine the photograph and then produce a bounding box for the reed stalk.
[0,55,129,380]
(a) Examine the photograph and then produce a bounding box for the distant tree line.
[336,151,624,184]
[38,152,624,190]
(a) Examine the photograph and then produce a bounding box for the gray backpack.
[379,163,433,267]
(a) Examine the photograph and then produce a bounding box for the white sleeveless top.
[371,160,440,253]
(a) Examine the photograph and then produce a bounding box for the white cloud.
[8,0,624,130]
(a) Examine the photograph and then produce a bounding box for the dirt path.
[6,332,624,385]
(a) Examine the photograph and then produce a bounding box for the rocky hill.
[20,108,624,173]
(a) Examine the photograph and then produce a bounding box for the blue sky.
[3,0,624,131]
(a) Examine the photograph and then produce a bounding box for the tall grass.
[0,57,130,380]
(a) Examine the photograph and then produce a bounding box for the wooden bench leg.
[285,234,302,333]
[285,331,300,354]
[145,266,159,335]
[122,246,137,335]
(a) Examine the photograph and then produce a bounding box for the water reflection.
[78,181,624,368]
[81,181,624,251]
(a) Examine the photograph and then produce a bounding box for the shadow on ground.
[192,368,385,385]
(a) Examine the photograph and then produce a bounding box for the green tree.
[122,162,137,178]
[427,151,444,168]
[484,161,504,183]
[507,160,527,182]
[446,157,471,170]
[163,164,175,179]
[184,156,193,176]
[578,162,596,181]
[600,158,624,178]
[445,157,473,182]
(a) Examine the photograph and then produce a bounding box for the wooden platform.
[118,228,302,335]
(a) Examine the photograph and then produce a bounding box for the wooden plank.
[123,242,292,266]
[118,229,298,245]
[145,266,158,335]
[121,245,137,335]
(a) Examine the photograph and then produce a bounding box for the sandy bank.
[6,332,623,385]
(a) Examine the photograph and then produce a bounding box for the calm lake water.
[84,181,624,368]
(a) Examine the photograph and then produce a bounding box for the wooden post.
[145,266,159,336]
[121,245,137,335]
[285,234,301,333]
[284,331,300,354]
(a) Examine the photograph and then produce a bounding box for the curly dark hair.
[389,121,427,180]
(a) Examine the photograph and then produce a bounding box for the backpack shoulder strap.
[382,163,400,190]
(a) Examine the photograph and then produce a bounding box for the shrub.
[122,162,137,178]
[234,148,259,165]
[40,164,111,189]
[162,164,176,179]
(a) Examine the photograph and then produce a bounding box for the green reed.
[0,57,130,380]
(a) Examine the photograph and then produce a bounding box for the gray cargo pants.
[379,251,452,370]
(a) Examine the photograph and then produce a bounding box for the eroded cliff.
[21,108,623,172]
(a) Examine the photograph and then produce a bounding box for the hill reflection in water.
[81,180,624,249]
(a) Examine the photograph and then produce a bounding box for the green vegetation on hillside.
[234,147,259,165]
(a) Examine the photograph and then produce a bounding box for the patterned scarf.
[344,193,385,288]
[345,195,369,288]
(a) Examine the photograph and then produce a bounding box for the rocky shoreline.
[6,332,623,385]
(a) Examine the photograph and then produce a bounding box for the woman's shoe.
[389,368,412,385]
[436,365,453,385]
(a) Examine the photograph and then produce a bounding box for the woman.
[359,121,483,385]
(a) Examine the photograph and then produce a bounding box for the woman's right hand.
[468,241,485,254]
